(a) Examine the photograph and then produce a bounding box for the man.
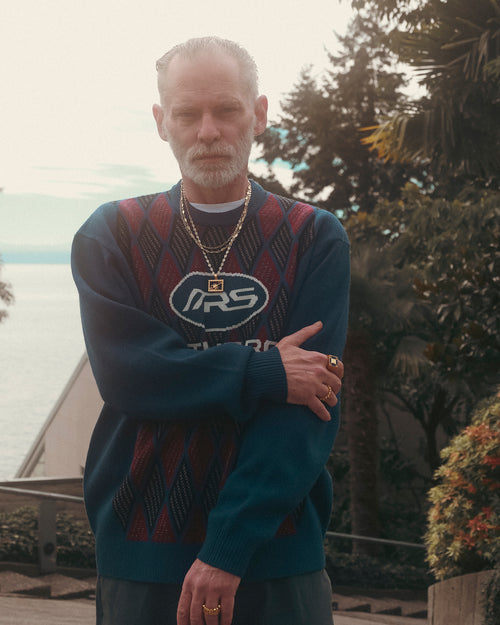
[72,36,350,625]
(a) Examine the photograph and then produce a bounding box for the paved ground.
[0,595,426,625]
[0,567,427,625]
[0,596,94,625]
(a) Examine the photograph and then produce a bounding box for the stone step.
[40,573,96,599]
[332,593,428,620]
[0,568,428,621]
[0,570,96,600]
[0,571,51,597]
[333,596,372,612]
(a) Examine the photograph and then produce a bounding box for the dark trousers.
[96,569,334,625]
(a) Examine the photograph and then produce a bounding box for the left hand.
[276,322,343,422]
[177,559,241,625]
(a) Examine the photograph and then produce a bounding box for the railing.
[0,483,425,574]
[0,484,84,574]
[0,484,84,504]
[325,530,425,550]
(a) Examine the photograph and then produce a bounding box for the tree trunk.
[343,328,380,555]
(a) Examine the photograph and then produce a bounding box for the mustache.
[188,143,235,160]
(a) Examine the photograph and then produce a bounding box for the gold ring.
[202,604,221,616]
[320,385,333,402]
[327,355,340,371]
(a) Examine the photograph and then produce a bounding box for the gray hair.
[156,36,259,102]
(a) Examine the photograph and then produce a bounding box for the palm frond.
[390,335,430,377]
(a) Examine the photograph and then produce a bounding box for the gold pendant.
[208,278,224,292]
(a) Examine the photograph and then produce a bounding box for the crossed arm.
[72,205,349,625]
[177,321,345,625]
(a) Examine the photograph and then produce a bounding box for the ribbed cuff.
[245,347,287,405]
[197,522,257,577]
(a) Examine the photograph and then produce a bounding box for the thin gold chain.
[181,187,243,254]
[180,180,251,279]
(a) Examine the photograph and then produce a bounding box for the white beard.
[167,126,254,189]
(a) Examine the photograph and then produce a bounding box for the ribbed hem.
[197,504,327,580]
[245,347,287,404]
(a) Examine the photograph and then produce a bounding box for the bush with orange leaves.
[425,390,500,582]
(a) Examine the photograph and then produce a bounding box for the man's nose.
[198,113,220,143]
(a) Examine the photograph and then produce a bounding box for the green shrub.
[425,392,500,582]
[0,507,38,563]
[0,506,96,569]
[325,550,432,590]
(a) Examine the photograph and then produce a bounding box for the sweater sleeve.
[197,210,350,576]
[71,204,286,423]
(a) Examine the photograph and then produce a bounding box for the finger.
[318,383,336,407]
[190,595,204,625]
[220,594,235,625]
[309,397,332,422]
[202,593,223,625]
[281,321,323,347]
[201,606,220,624]
[177,589,192,625]
[325,372,342,396]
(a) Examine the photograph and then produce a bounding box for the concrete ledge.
[0,561,96,579]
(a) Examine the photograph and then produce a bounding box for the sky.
[0,0,354,257]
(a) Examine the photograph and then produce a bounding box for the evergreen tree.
[254,13,430,217]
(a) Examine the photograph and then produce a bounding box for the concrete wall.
[17,355,102,478]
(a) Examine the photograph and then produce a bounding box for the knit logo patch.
[170,272,269,331]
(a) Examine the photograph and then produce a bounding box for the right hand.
[276,321,343,422]
[177,559,240,625]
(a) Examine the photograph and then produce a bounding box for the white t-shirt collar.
[190,199,244,213]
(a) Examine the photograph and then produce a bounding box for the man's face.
[154,51,266,191]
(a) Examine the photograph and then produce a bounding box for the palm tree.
[342,225,427,554]
[361,0,500,181]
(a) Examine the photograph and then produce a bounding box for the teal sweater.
[71,180,350,583]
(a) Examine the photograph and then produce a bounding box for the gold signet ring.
[327,355,339,371]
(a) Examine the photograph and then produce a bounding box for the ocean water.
[0,264,85,480]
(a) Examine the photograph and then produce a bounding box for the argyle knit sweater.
[71,180,350,584]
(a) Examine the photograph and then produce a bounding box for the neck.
[181,174,249,204]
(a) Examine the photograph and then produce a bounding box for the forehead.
[159,51,249,106]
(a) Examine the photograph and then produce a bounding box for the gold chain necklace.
[180,180,251,292]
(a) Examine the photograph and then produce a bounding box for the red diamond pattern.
[160,425,185,487]
[150,195,173,239]
[288,202,314,234]
[127,506,149,542]
[130,424,155,487]
[259,195,284,239]
[131,245,153,304]
[120,198,145,234]
[112,190,316,546]
[152,505,177,543]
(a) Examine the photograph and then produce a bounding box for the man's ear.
[253,95,268,137]
[152,103,168,142]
